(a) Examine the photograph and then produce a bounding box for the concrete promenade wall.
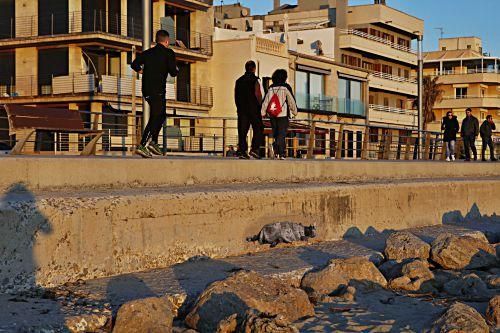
[0,177,498,291]
[1,156,499,191]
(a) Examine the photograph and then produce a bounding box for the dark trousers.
[463,135,477,160]
[141,94,166,146]
[482,137,495,160]
[237,111,264,154]
[270,117,289,157]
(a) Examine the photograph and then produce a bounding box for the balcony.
[370,72,418,96]
[0,74,213,109]
[339,29,417,66]
[347,4,424,37]
[437,96,500,109]
[296,93,366,117]
[0,11,213,59]
[369,104,417,127]
[433,69,500,85]
[255,37,287,57]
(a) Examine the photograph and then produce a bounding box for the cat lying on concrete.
[247,222,317,247]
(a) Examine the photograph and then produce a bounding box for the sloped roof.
[423,49,483,62]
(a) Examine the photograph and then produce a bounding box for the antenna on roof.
[435,27,444,39]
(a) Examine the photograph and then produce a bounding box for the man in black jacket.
[480,115,497,161]
[461,108,479,161]
[234,61,264,159]
[441,111,459,161]
[131,30,178,158]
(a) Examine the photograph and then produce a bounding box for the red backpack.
[266,91,285,118]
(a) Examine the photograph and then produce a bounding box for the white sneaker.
[451,155,456,161]
[446,157,451,162]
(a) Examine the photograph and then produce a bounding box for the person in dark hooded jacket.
[441,111,459,161]
[461,108,479,161]
[480,115,497,161]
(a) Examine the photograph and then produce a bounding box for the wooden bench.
[3,104,103,156]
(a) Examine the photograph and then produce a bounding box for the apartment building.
[423,37,500,132]
[214,0,423,158]
[0,0,214,151]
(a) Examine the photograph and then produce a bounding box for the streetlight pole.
[142,0,152,132]
[417,33,424,159]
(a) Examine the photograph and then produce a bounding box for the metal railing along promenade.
[1,110,498,161]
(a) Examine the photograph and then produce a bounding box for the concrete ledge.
[1,178,498,291]
[1,156,499,191]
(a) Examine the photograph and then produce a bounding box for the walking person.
[461,108,479,161]
[441,111,459,162]
[261,69,298,160]
[480,115,497,162]
[235,61,265,159]
[131,30,178,158]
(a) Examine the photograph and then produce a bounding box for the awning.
[297,64,331,76]
[338,72,368,82]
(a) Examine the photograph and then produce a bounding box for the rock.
[486,275,500,289]
[240,310,299,333]
[381,259,435,293]
[166,293,188,317]
[431,302,489,333]
[65,313,110,333]
[113,297,174,333]
[185,271,314,333]
[462,231,490,243]
[430,234,497,270]
[486,295,500,328]
[216,314,238,333]
[442,273,493,300]
[378,260,401,280]
[384,231,430,261]
[301,257,387,296]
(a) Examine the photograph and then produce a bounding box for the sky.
[218,0,500,56]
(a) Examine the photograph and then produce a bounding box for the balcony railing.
[434,68,500,76]
[369,104,417,116]
[371,71,417,84]
[340,29,417,54]
[0,74,214,107]
[296,93,366,116]
[0,11,213,56]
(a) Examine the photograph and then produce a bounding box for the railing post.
[93,10,97,32]
[10,18,13,38]
[383,131,392,160]
[222,119,227,157]
[307,118,316,159]
[51,13,54,35]
[423,132,431,160]
[335,124,344,159]
[361,127,370,160]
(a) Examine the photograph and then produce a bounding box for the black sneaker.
[482,158,487,162]
[249,150,262,159]
[491,157,498,162]
[239,153,250,160]
[147,142,163,156]
[465,158,471,162]
[135,145,152,158]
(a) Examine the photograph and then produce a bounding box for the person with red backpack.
[261,69,298,160]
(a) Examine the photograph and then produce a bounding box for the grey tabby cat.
[246,222,317,247]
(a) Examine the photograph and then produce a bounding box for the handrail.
[340,29,417,54]
[369,104,417,115]
[435,68,500,76]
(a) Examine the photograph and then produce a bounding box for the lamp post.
[416,32,424,159]
[142,0,152,132]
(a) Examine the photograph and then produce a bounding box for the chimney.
[274,0,280,10]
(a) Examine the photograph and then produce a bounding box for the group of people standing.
[441,108,497,162]
[234,61,297,160]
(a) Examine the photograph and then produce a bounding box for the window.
[369,127,379,143]
[369,95,375,104]
[295,70,325,111]
[338,78,364,116]
[342,54,361,68]
[38,0,69,35]
[442,47,447,51]
[38,48,69,95]
[0,51,15,95]
[0,0,14,39]
[467,45,471,49]
[383,97,389,107]
[397,99,405,109]
[381,64,392,75]
[456,87,468,99]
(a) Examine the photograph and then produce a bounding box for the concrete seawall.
[1,177,498,291]
[1,156,499,191]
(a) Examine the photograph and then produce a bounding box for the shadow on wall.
[0,183,52,292]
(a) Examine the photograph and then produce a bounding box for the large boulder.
[185,271,314,333]
[442,273,493,300]
[65,313,111,333]
[430,234,497,270]
[486,295,500,328]
[431,302,489,333]
[301,257,387,296]
[113,297,174,333]
[387,259,435,293]
[384,231,430,261]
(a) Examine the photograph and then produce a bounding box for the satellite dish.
[241,8,249,17]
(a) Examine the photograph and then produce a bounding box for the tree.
[413,76,444,130]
